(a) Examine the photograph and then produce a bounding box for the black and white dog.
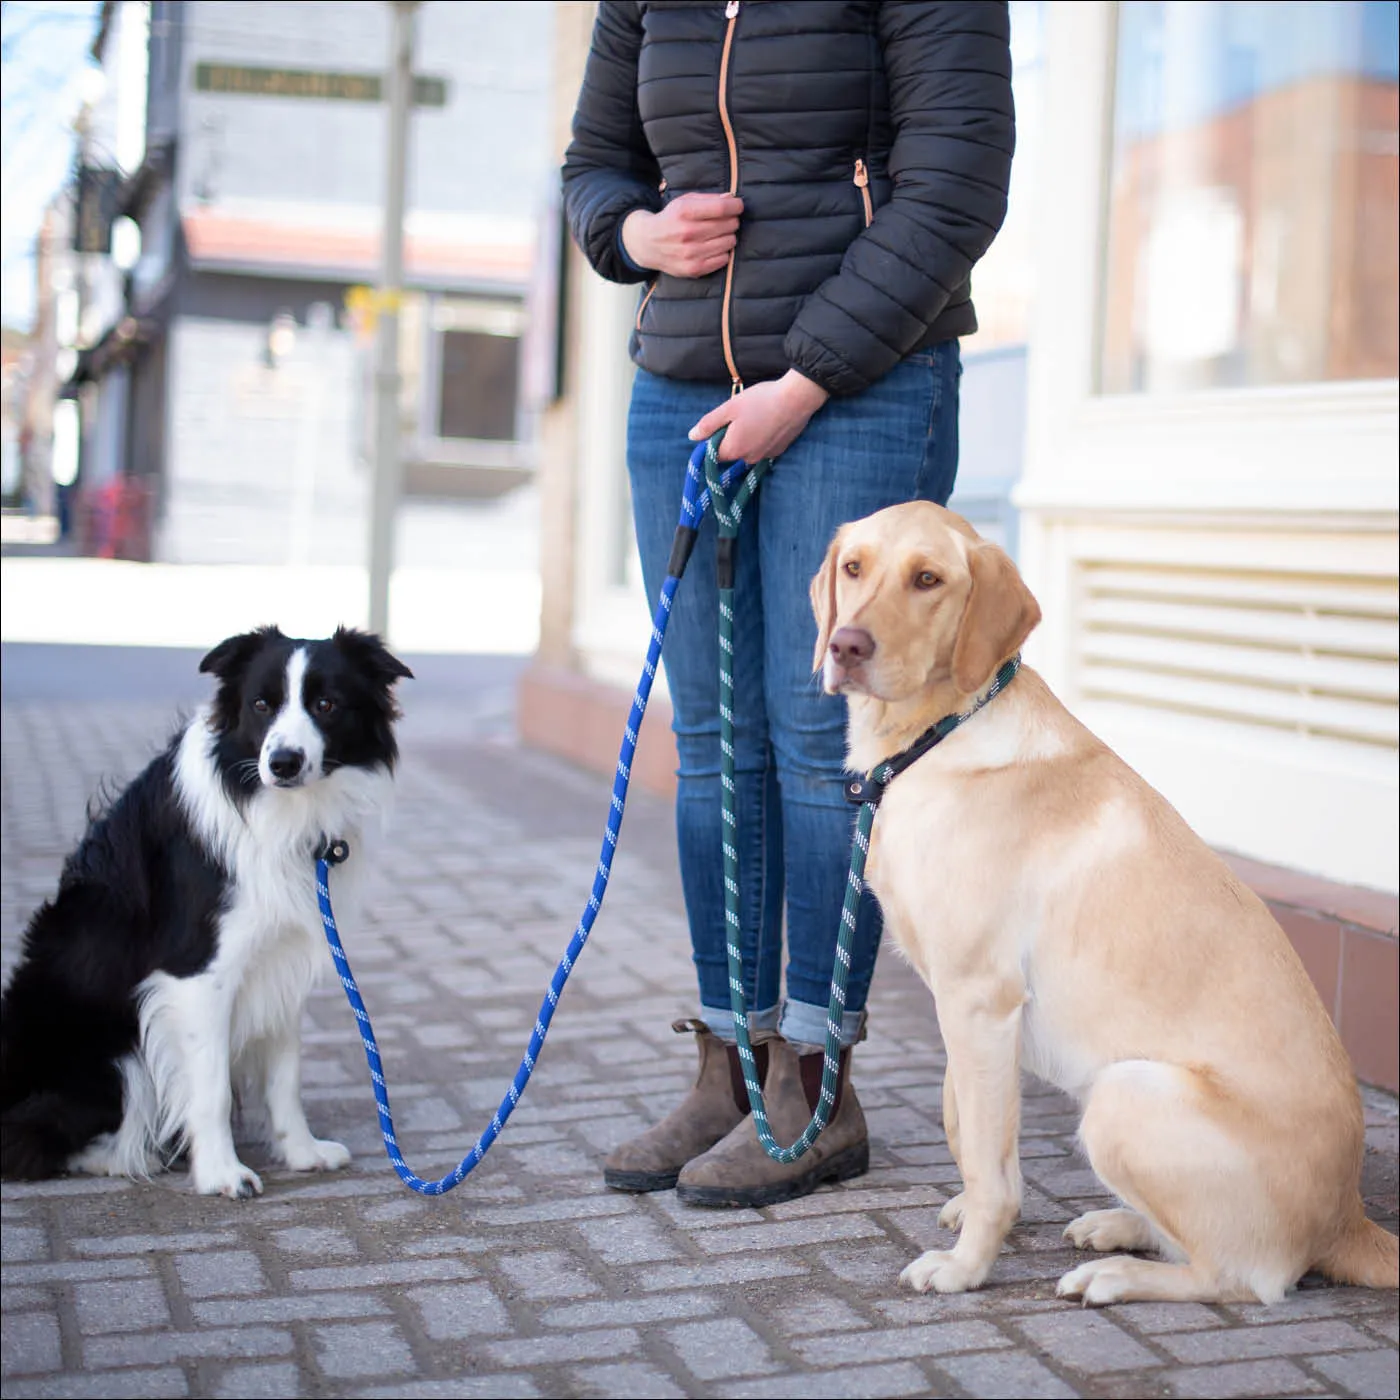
[0,626,411,1197]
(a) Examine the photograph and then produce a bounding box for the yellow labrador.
[811,500,1399,1306]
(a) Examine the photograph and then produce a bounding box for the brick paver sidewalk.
[3,685,1397,1399]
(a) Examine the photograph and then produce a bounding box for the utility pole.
[367,0,417,639]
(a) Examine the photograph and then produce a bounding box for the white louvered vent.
[1076,564,1400,750]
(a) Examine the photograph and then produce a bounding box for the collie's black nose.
[268,748,305,781]
[829,627,875,669]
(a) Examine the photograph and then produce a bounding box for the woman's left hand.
[689,370,830,463]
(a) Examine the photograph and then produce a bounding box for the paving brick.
[73,1278,171,1334]
[637,1257,811,1290]
[70,1232,237,1256]
[1308,1348,1400,1395]
[3,1258,152,1285]
[1156,1319,1383,1364]
[1111,1301,1227,1334]
[663,1317,782,1381]
[408,1282,512,1340]
[211,1363,303,1398]
[693,1214,885,1255]
[1,1368,189,1398]
[496,1248,602,1300]
[764,1291,870,1336]
[286,1258,476,1291]
[795,1320,1010,1365]
[192,1292,392,1325]
[270,1226,358,1258]
[1159,1357,1321,1397]
[1015,1311,1161,1372]
[714,1362,935,1399]
[935,1351,1078,1398]
[570,1362,687,1398]
[0,1312,61,1376]
[312,1322,415,1380]
[576,1212,680,1264]
[175,1249,268,1298]
[354,1379,540,1399]
[1,1226,48,1262]
[84,1327,294,1369]
[482,1327,641,1367]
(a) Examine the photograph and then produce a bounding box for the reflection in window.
[1100,1,1399,394]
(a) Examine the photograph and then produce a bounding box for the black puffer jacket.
[562,1,1014,397]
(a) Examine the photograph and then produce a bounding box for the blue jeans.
[626,343,961,1048]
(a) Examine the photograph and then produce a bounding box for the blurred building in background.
[36,0,553,562]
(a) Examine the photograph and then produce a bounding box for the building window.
[419,296,523,447]
[438,328,519,442]
[1100,1,1400,394]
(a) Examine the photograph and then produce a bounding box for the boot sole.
[603,1166,681,1193]
[674,1139,869,1209]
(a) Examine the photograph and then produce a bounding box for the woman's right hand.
[622,193,744,278]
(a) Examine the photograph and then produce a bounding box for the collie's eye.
[914,571,941,591]
[842,559,861,578]
[251,698,271,715]
[315,697,336,716]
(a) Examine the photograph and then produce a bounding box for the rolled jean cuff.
[780,999,866,1050]
[701,1003,779,1043]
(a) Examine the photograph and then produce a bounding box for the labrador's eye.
[315,697,336,716]
[842,560,861,578]
[914,571,941,591]
[251,698,271,715]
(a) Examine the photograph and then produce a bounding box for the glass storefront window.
[1100,1,1399,394]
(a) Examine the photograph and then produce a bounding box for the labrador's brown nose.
[829,627,875,669]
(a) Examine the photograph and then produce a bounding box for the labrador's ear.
[809,529,844,673]
[950,542,1041,694]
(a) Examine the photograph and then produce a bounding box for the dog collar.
[844,654,1022,808]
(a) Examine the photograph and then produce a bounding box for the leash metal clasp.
[844,774,884,808]
[317,837,351,866]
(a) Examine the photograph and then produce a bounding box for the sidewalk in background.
[2,646,1397,1399]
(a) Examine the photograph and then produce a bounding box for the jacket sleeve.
[561,1,663,287]
[784,2,1015,397]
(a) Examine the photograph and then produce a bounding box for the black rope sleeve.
[666,525,699,581]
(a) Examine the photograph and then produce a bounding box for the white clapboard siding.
[1077,563,1400,751]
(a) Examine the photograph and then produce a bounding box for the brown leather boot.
[674,1036,868,1207]
[602,1019,770,1192]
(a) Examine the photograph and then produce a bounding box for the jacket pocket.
[853,158,873,227]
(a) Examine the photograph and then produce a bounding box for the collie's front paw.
[899,1249,986,1294]
[281,1137,351,1173]
[193,1159,263,1199]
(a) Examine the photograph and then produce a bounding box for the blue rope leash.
[314,445,727,1194]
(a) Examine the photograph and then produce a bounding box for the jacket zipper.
[718,0,742,394]
[635,280,657,332]
[854,158,873,227]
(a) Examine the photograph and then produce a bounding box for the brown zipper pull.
[658,178,667,194]
[854,158,873,227]
[730,377,743,398]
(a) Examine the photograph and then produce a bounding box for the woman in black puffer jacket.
[564,1,1014,1208]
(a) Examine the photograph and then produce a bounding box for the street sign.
[194,63,448,107]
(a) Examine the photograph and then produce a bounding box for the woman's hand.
[689,370,830,463]
[622,193,744,278]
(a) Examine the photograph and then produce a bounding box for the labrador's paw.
[937,1192,966,1232]
[900,1249,986,1294]
[1063,1208,1154,1253]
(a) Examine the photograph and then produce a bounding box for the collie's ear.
[950,543,1040,694]
[333,627,414,683]
[199,626,282,679]
[809,529,843,674]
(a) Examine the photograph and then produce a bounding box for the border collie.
[1,626,412,1197]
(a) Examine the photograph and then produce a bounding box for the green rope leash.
[702,435,859,1163]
